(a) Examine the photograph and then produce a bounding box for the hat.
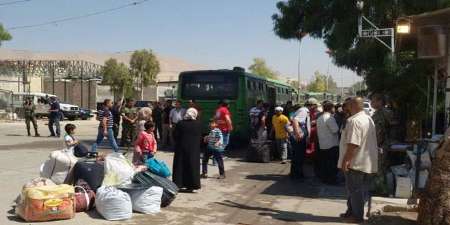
[275,106,284,112]
[306,98,318,105]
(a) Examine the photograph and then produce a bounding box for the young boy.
[202,119,226,179]
[133,120,157,165]
[64,123,78,152]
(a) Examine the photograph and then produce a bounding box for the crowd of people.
[249,95,388,223]
[92,98,232,193]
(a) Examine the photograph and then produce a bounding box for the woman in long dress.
[172,108,202,192]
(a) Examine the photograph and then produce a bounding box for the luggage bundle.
[14,151,175,222]
[246,140,271,163]
[16,184,75,222]
[133,171,179,207]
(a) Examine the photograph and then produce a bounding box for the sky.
[0,0,361,86]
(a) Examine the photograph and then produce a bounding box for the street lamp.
[396,18,411,34]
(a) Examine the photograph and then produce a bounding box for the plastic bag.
[96,186,132,221]
[128,186,163,214]
[146,158,171,178]
[102,153,135,186]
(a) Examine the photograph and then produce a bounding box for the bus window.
[247,80,251,90]
[181,72,239,100]
[258,83,263,91]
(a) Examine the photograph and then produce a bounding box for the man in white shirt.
[316,101,340,184]
[341,97,378,223]
[169,100,186,149]
[289,103,312,179]
[169,100,186,127]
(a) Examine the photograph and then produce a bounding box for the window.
[181,72,239,100]
[258,83,263,91]
[247,80,251,89]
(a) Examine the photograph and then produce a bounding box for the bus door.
[267,87,276,106]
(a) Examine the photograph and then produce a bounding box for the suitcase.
[72,161,104,192]
[133,171,178,207]
[246,141,271,163]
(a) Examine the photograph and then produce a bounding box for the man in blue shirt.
[48,96,61,137]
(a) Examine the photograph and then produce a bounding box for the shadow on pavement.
[217,200,347,223]
[245,171,346,200]
[368,214,417,225]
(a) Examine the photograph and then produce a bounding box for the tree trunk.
[417,128,450,225]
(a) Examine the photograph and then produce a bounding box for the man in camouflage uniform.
[23,98,40,137]
[120,98,137,147]
[370,93,392,194]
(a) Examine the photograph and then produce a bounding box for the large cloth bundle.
[96,186,132,221]
[16,184,75,222]
[72,161,104,192]
[40,150,78,184]
[129,186,163,214]
[133,171,178,207]
[102,153,135,186]
[146,158,171,178]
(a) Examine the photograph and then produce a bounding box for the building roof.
[0,49,207,82]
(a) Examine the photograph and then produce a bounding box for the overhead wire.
[7,0,150,30]
[0,0,33,7]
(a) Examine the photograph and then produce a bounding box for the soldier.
[370,93,392,194]
[120,98,137,147]
[23,98,40,137]
[370,93,392,152]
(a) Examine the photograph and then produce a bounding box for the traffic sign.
[360,28,393,38]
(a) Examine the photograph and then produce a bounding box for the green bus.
[177,67,297,145]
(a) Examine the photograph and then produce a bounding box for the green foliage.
[248,58,279,80]
[272,0,450,120]
[101,58,133,98]
[0,24,12,46]
[307,71,337,93]
[130,49,160,87]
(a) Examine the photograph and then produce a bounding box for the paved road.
[0,119,411,225]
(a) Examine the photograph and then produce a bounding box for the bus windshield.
[181,72,238,100]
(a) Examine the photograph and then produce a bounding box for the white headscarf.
[184,107,198,120]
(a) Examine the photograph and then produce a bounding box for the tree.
[0,24,12,46]
[101,58,133,99]
[273,1,450,223]
[272,0,448,120]
[306,71,337,93]
[248,58,279,80]
[130,49,160,100]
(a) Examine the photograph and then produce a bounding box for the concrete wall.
[43,79,99,109]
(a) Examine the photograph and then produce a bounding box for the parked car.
[363,101,374,116]
[60,103,80,120]
[79,108,93,120]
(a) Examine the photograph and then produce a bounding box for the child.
[201,119,225,179]
[64,123,78,152]
[133,120,157,165]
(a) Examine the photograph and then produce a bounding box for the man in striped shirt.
[91,99,119,152]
